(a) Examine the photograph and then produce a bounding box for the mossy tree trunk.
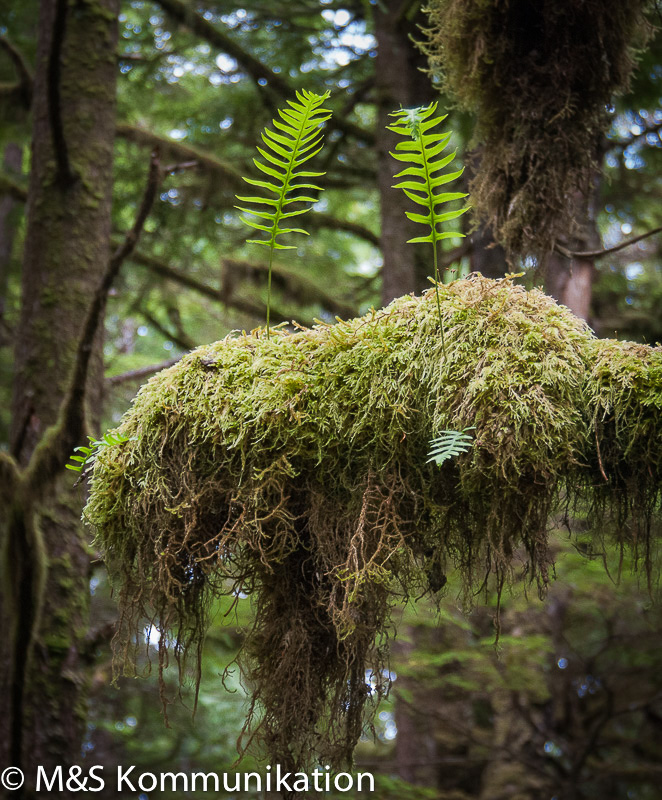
[0,0,118,790]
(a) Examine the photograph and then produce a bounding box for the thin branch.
[124,247,303,325]
[156,0,291,93]
[309,211,379,248]
[106,358,181,386]
[139,308,195,351]
[223,257,359,319]
[438,240,473,272]
[555,225,662,261]
[163,159,198,175]
[48,0,74,184]
[0,34,33,106]
[110,149,162,272]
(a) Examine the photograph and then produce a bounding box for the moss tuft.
[420,0,651,259]
[85,276,662,769]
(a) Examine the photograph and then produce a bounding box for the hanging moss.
[420,0,651,259]
[85,276,662,770]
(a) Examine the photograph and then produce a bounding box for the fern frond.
[236,89,332,337]
[388,103,469,353]
[427,427,475,466]
[67,430,132,481]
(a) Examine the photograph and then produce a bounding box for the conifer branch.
[106,359,181,387]
[154,0,374,144]
[117,123,244,187]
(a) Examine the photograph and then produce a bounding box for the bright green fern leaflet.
[236,89,332,338]
[427,427,475,466]
[67,430,132,483]
[387,102,468,354]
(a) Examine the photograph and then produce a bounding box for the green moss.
[85,276,662,769]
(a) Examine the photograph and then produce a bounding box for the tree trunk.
[374,0,435,303]
[0,0,118,793]
[545,178,602,324]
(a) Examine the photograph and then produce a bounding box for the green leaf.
[427,428,476,466]
[67,429,133,480]
[236,88,332,337]
[388,102,468,249]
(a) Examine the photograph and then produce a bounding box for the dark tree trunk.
[0,0,118,793]
[374,0,435,303]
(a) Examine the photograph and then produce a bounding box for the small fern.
[67,430,132,481]
[236,88,332,338]
[427,427,475,466]
[387,102,468,354]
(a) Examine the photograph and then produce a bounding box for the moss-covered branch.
[555,224,662,261]
[86,276,662,773]
[124,247,302,325]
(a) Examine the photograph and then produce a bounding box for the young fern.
[67,431,132,484]
[427,427,475,466]
[387,103,468,354]
[236,89,332,338]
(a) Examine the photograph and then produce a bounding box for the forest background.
[1,1,662,798]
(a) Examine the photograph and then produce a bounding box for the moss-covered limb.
[420,0,652,259]
[0,451,20,505]
[0,172,28,203]
[125,247,302,326]
[86,276,661,770]
[223,257,359,320]
[116,123,244,189]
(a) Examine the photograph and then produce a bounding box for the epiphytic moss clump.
[85,276,662,770]
[420,0,650,259]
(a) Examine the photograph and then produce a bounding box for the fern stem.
[432,242,446,357]
[417,126,446,357]
[266,247,274,339]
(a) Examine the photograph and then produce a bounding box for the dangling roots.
[86,276,662,770]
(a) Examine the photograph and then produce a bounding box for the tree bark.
[0,0,119,792]
[374,0,435,303]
